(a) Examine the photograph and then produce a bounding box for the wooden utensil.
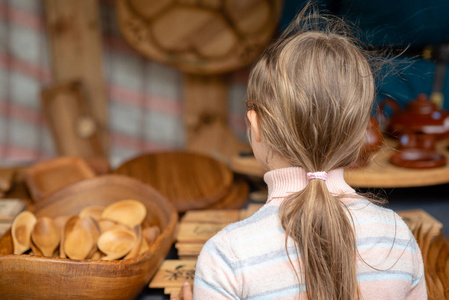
[98,228,136,260]
[60,215,80,258]
[101,199,146,228]
[142,225,160,246]
[31,217,61,257]
[206,179,249,209]
[64,227,94,260]
[124,225,143,259]
[79,205,105,221]
[11,211,37,255]
[114,151,233,212]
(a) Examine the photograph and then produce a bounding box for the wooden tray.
[231,138,449,188]
[114,152,233,212]
[24,156,95,202]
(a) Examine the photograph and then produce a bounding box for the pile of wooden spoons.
[10,199,160,260]
[410,222,449,300]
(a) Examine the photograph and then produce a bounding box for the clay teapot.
[379,94,449,139]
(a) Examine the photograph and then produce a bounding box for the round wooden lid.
[114,151,233,212]
[116,0,284,75]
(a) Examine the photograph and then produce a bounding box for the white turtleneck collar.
[263,167,357,206]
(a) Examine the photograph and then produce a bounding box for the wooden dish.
[114,151,233,212]
[24,156,95,203]
[0,175,178,299]
[389,149,447,169]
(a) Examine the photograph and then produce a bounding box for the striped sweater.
[193,167,427,299]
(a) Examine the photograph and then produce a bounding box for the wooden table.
[230,138,449,188]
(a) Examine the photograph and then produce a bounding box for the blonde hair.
[247,5,375,300]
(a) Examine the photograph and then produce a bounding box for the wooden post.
[44,0,108,155]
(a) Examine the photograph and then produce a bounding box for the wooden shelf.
[230,138,449,188]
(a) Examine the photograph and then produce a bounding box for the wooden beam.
[44,0,108,154]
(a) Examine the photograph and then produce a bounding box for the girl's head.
[246,5,376,300]
[247,9,375,172]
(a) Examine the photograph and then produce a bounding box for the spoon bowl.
[98,228,136,260]
[31,217,61,257]
[11,211,37,255]
[101,199,146,228]
[79,205,105,221]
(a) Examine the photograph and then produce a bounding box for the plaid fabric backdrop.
[0,0,249,167]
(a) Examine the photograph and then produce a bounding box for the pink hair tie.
[307,171,328,181]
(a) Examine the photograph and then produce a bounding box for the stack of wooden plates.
[175,204,263,259]
[114,152,249,212]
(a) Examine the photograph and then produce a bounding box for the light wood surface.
[41,81,106,158]
[0,175,178,299]
[231,138,449,188]
[116,0,284,74]
[114,152,233,212]
[44,0,108,151]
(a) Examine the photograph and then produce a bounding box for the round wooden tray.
[231,138,449,188]
[114,152,234,212]
[116,0,283,75]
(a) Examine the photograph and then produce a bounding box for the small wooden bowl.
[0,175,178,299]
[24,156,96,203]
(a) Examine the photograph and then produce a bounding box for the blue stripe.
[247,284,305,300]
[194,276,239,299]
[356,236,415,252]
[202,239,238,273]
[412,274,423,287]
[238,247,299,274]
[357,270,413,282]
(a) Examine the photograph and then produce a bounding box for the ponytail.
[279,177,359,300]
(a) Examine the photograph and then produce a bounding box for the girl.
[190,5,426,300]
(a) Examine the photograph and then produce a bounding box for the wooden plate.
[24,156,95,203]
[114,152,233,212]
[116,0,284,75]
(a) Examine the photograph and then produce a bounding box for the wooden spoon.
[98,228,136,260]
[78,217,100,259]
[30,238,43,256]
[64,227,94,260]
[11,211,37,254]
[101,199,146,228]
[60,215,80,258]
[124,225,143,259]
[143,225,160,245]
[31,217,61,257]
[79,205,105,221]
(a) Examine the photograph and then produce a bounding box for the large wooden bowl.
[0,175,178,299]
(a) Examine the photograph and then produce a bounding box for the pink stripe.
[111,131,175,152]
[108,85,182,115]
[0,52,51,80]
[0,101,43,124]
[0,2,45,30]
[0,144,45,160]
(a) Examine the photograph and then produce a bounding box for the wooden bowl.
[114,151,233,212]
[0,175,178,299]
